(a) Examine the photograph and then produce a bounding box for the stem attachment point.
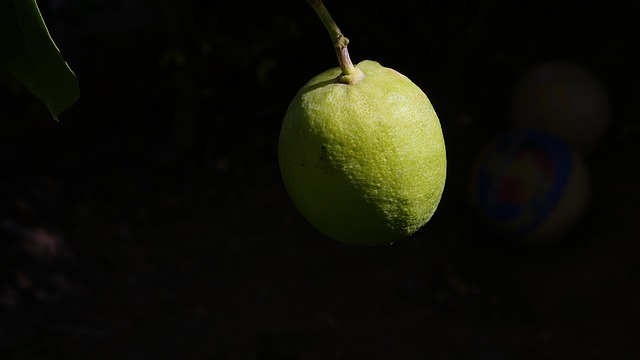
[306,0,364,84]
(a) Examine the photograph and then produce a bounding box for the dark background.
[1,0,639,359]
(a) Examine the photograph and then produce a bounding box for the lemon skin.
[279,60,446,246]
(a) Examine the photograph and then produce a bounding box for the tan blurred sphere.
[508,61,611,153]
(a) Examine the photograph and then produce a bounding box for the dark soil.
[1,1,639,359]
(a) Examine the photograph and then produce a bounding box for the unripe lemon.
[278,60,446,246]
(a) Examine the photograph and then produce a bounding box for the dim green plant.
[0,0,78,120]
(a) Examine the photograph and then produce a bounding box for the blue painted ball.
[469,129,590,245]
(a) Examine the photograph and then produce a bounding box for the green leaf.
[0,0,79,121]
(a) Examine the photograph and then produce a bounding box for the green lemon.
[278,60,446,246]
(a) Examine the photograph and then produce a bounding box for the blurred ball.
[508,61,611,153]
[469,129,590,246]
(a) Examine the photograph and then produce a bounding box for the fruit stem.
[306,0,364,84]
